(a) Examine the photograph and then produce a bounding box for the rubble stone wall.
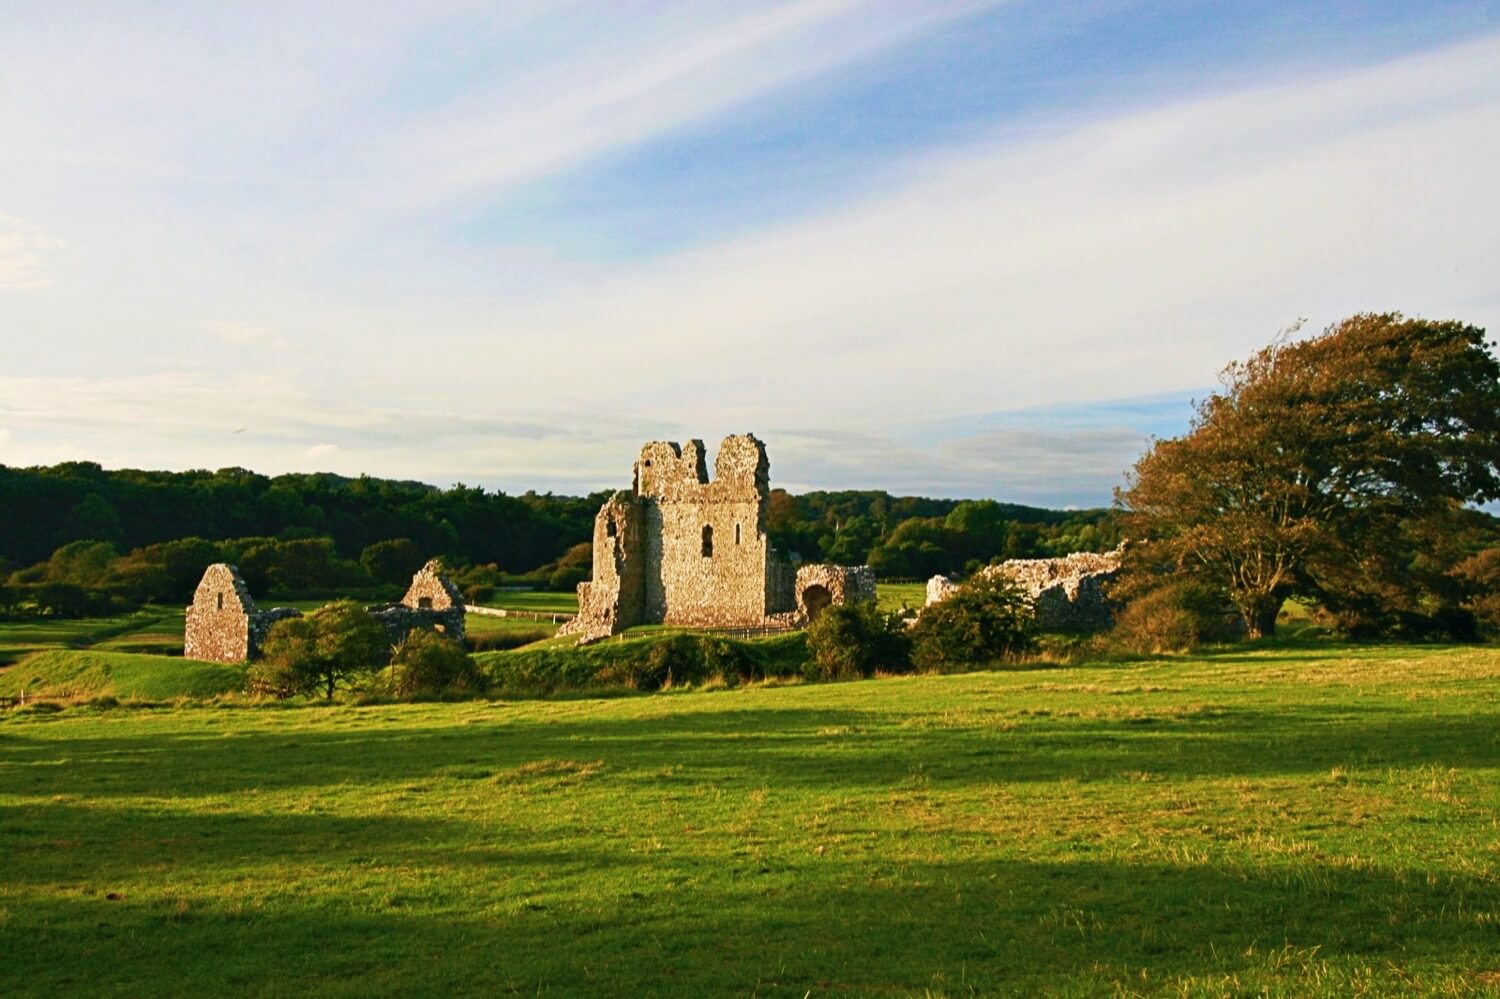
[366,604,466,646]
[401,560,465,611]
[795,564,877,621]
[925,545,1125,632]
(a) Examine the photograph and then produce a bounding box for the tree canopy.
[1118,313,1500,637]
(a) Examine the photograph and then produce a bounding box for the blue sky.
[2,1,1498,505]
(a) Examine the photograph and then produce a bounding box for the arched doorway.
[801,584,832,622]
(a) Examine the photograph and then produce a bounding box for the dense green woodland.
[0,462,1116,613]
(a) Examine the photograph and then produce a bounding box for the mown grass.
[0,608,185,667]
[2,643,1499,996]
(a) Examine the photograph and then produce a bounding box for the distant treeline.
[0,462,1118,614]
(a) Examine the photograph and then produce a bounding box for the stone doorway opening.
[801,584,832,622]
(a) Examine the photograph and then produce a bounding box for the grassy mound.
[475,630,808,694]
[0,649,246,701]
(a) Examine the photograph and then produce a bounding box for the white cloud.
[449,31,1500,424]
[0,215,62,289]
[209,323,289,349]
[0,22,1497,504]
[371,0,1005,207]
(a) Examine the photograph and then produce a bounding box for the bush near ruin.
[911,574,1035,670]
[804,603,912,680]
[386,628,480,698]
[251,600,390,699]
[1109,580,1239,655]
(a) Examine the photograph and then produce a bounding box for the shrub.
[630,634,751,690]
[910,574,1035,671]
[255,600,390,699]
[804,603,911,681]
[548,565,588,593]
[388,629,479,698]
[1110,581,1234,654]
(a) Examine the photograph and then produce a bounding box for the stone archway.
[801,584,833,622]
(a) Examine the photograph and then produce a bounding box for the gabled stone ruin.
[926,544,1125,631]
[366,559,466,645]
[183,559,466,662]
[183,563,302,663]
[560,434,875,643]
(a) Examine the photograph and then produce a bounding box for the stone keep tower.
[561,434,874,643]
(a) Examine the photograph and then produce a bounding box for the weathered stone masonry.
[367,559,466,645]
[926,544,1125,631]
[561,434,875,643]
[183,563,302,663]
[184,559,465,663]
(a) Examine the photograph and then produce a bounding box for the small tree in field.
[254,599,390,699]
[910,574,1035,670]
[1118,314,1500,638]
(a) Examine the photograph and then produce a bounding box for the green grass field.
[477,590,581,614]
[877,581,928,614]
[3,643,1499,996]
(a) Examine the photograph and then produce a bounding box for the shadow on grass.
[5,852,1497,996]
[3,699,1498,800]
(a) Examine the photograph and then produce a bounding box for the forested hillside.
[0,462,1117,614]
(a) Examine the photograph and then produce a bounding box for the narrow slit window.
[735,523,742,545]
[702,524,714,558]
[216,592,224,611]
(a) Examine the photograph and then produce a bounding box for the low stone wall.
[926,545,1125,632]
[366,604,466,645]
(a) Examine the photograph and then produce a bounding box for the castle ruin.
[560,434,875,643]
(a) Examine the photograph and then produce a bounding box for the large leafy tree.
[1118,313,1500,638]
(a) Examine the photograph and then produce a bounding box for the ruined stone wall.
[367,604,466,646]
[186,561,466,661]
[401,560,465,612]
[925,545,1125,632]
[184,564,304,663]
[184,564,254,663]
[639,436,777,627]
[559,492,648,642]
[795,564,877,621]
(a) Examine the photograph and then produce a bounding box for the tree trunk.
[1239,593,1284,639]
